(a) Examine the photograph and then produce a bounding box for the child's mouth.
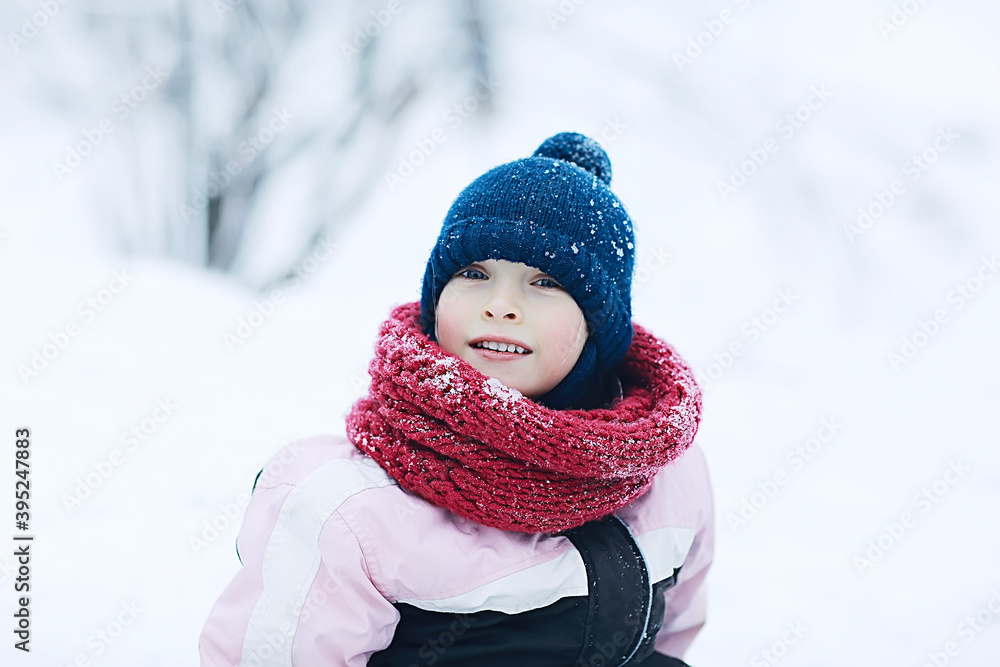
[470,343,531,361]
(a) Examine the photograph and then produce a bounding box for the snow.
[483,377,523,406]
[428,358,461,395]
[2,1,1000,665]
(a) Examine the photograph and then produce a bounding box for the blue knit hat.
[420,132,636,410]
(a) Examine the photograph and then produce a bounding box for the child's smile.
[434,259,588,398]
[470,334,532,360]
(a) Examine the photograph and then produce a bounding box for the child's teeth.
[477,341,526,354]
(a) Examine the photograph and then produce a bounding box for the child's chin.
[477,368,533,395]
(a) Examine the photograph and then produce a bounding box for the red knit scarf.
[345,301,703,534]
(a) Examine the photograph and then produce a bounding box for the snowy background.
[2,0,999,665]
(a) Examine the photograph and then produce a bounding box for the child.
[199,132,714,666]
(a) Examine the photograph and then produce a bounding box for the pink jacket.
[199,434,714,666]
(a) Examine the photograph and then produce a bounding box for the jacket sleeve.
[198,480,401,666]
[653,449,716,660]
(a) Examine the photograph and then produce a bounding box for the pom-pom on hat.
[420,132,636,410]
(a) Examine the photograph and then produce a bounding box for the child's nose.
[482,286,522,321]
[484,305,520,321]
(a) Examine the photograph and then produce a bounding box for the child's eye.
[454,268,561,289]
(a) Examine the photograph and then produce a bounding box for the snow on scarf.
[345,301,703,534]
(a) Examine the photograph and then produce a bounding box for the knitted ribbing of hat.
[344,301,703,534]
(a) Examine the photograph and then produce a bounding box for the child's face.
[435,259,589,398]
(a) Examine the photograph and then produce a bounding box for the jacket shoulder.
[626,440,713,532]
[252,433,393,492]
[615,441,713,583]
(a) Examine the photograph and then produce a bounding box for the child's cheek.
[437,280,463,308]
[434,303,465,357]
[554,310,587,351]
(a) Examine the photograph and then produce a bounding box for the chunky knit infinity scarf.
[344,301,703,534]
